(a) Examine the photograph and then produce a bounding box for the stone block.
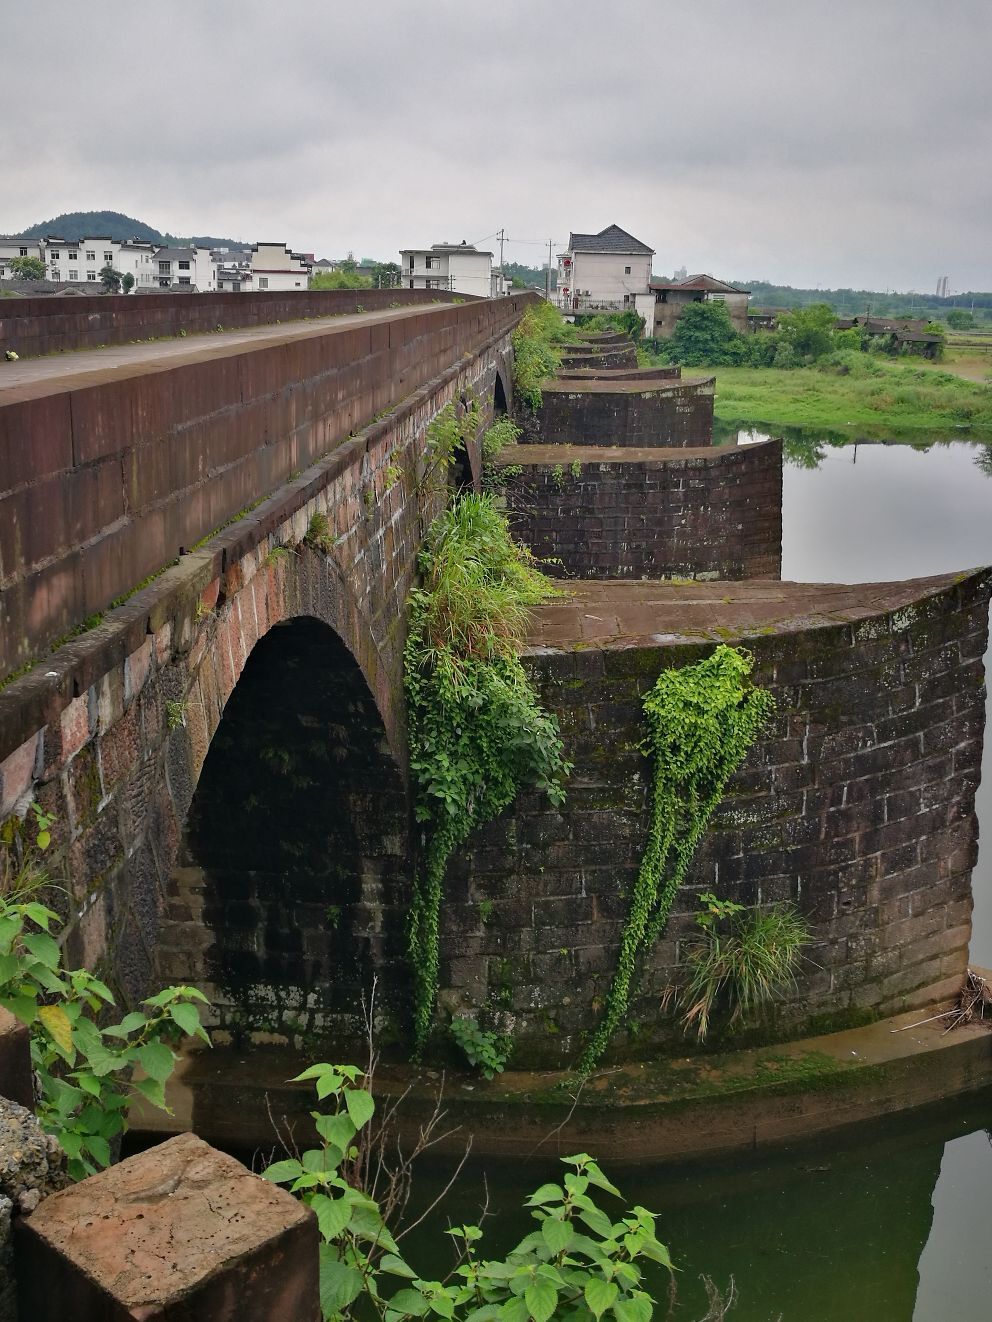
[16,1132,319,1321]
[0,1010,33,1111]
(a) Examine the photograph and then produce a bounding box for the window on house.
[159,261,170,274]
[178,277,190,285]
[86,251,95,261]
[258,277,268,289]
[69,270,78,280]
[104,251,113,262]
[178,260,190,270]
[69,251,78,260]
[51,250,60,260]
[408,256,415,271]
[624,266,631,275]
[19,247,27,257]
[87,272,97,281]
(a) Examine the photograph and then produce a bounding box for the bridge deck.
[523,573,978,650]
[0,302,446,400]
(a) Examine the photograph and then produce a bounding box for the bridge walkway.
[0,301,453,400]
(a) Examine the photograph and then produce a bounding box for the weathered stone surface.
[0,1096,68,1213]
[15,1132,319,1321]
[443,570,991,1065]
[525,375,715,448]
[499,440,782,581]
[0,1012,32,1112]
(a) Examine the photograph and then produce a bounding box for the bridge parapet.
[0,297,529,680]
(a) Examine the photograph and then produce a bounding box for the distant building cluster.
[0,237,311,294]
[398,241,508,298]
[556,224,750,338]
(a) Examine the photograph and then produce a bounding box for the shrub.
[676,900,811,1041]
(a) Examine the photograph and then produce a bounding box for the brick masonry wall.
[0,287,453,359]
[559,347,639,371]
[499,440,782,580]
[526,378,716,447]
[0,298,525,677]
[440,572,991,1067]
[0,337,509,1020]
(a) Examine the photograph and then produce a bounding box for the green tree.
[369,261,401,288]
[310,270,373,291]
[945,309,975,330]
[99,264,122,293]
[666,300,743,366]
[121,272,135,294]
[10,255,46,280]
[775,302,836,361]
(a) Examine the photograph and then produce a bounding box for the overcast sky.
[4,0,989,292]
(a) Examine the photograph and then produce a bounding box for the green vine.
[580,646,775,1072]
[404,495,570,1053]
[511,302,573,409]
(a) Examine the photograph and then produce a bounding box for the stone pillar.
[15,1132,320,1321]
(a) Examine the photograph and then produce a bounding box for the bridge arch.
[179,610,410,1044]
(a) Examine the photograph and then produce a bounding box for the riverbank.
[674,357,992,434]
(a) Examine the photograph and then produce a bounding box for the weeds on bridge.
[403,495,569,1054]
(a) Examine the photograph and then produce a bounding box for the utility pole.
[546,239,553,300]
[496,228,505,273]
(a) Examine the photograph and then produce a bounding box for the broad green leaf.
[584,1278,619,1319]
[345,1086,375,1129]
[38,1004,73,1054]
[168,1001,207,1040]
[380,1253,418,1279]
[0,953,20,983]
[132,1075,168,1110]
[0,994,38,1025]
[635,1237,673,1270]
[578,1206,614,1239]
[136,1041,174,1083]
[541,1218,574,1255]
[612,1292,654,1322]
[524,1277,558,1322]
[73,1071,102,1098]
[22,930,60,972]
[318,1249,365,1314]
[103,1011,155,1039]
[386,1287,432,1316]
[314,1111,356,1150]
[497,1298,529,1321]
[584,1161,621,1198]
[23,903,58,931]
[83,1133,112,1168]
[261,1158,304,1184]
[524,1183,563,1207]
[311,1193,352,1241]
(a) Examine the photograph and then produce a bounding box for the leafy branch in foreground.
[581,647,775,1073]
[264,1063,673,1320]
[0,837,209,1180]
[404,495,570,1054]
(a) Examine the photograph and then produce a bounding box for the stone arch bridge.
[0,291,987,1070]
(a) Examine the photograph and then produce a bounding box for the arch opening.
[182,616,410,1045]
[493,370,509,416]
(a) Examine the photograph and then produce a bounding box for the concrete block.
[16,1132,319,1321]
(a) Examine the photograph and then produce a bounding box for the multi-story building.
[153,246,216,290]
[0,239,44,278]
[399,241,495,297]
[43,236,120,285]
[556,225,654,313]
[117,241,159,291]
[249,243,310,291]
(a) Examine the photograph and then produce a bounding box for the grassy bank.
[669,356,992,435]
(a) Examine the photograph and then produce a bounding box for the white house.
[399,241,494,297]
[249,243,310,291]
[117,241,159,291]
[152,246,216,290]
[0,239,44,279]
[43,236,121,285]
[556,224,654,313]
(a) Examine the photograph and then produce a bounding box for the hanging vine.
[580,645,775,1073]
[404,494,570,1054]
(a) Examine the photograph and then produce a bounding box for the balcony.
[555,296,627,312]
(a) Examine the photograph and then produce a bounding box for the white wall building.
[153,246,216,290]
[43,236,121,285]
[249,243,310,291]
[399,241,494,297]
[0,239,44,279]
[117,241,159,290]
[556,224,654,313]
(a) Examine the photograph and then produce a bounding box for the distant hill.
[8,210,244,249]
